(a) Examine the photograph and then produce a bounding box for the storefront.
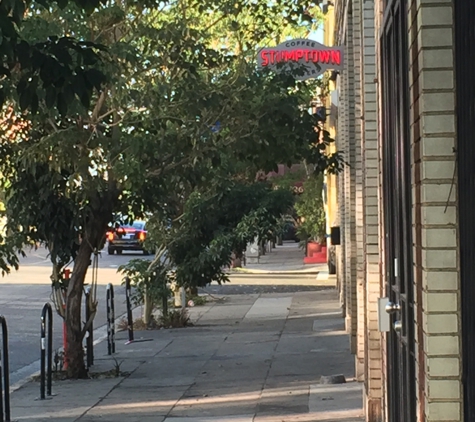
[329,0,463,420]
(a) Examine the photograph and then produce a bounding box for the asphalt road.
[0,246,151,386]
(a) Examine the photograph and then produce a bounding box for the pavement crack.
[73,359,143,421]
[163,295,259,420]
[252,295,291,422]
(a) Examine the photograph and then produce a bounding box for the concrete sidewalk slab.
[229,241,326,274]
[226,274,335,288]
[8,287,363,422]
[309,383,364,417]
[244,297,292,319]
[165,417,254,422]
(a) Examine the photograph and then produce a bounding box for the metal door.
[454,2,475,421]
[380,0,416,420]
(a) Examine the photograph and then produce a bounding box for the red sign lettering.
[283,50,296,61]
[257,39,343,80]
[319,50,331,63]
[262,50,270,65]
[331,50,341,65]
[259,48,342,67]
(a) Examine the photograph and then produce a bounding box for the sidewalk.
[9,288,363,422]
[230,241,327,274]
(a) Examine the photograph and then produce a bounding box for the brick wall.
[337,33,348,316]
[360,0,383,419]
[352,0,365,380]
[333,0,383,418]
[344,4,359,355]
[407,1,462,421]
[373,2,388,419]
[333,0,463,420]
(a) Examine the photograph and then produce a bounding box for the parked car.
[106,220,151,255]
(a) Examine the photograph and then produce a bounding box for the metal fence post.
[0,316,11,421]
[106,283,115,355]
[85,287,93,368]
[125,277,134,343]
[40,303,53,400]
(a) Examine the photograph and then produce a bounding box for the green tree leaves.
[0,0,109,112]
[162,182,294,288]
[0,0,343,376]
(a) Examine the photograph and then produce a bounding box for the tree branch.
[91,90,108,123]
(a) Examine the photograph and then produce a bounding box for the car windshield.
[124,221,145,230]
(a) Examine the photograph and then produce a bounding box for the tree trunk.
[232,250,243,268]
[63,196,115,378]
[65,240,92,378]
[143,290,153,325]
[233,256,242,267]
[162,294,168,317]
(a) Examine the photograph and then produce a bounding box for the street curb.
[227,270,322,275]
[227,271,320,278]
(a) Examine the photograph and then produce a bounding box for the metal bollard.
[85,287,94,368]
[40,303,53,400]
[106,283,115,355]
[124,278,152,345]
[125,277,134,343]
[0,316,11,421]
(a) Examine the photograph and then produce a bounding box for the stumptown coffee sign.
[257,39,343,80]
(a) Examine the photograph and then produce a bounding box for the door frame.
[379,0,417,420]
[454,1,475,421]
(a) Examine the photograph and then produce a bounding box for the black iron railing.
[0,316,10,421]
[125,277,134,343]
[40,303,53,400]
[106,283,115,355]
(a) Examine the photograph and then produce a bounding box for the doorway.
[380,0,416,420]
[454,1,475,421]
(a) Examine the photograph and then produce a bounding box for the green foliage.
[159,308,192,329]
[0,0,341,282]
[0,1,108,114]
[268,167,307,193]
[147,182,294,289]
[294,174,326,242]
[0,0,343,377]
[0,231,27,275]
[187,294,207,306]
[118,258,170,309]
[5,164,80,266]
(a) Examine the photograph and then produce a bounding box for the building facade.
[326,0,475,421]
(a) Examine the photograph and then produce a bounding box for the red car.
[106,221,151,255]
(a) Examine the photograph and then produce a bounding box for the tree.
[170,183,294,286]
[0,0,112,116]
[123,181,294,324]
[294,174,326,243]
[0,0,342,378]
